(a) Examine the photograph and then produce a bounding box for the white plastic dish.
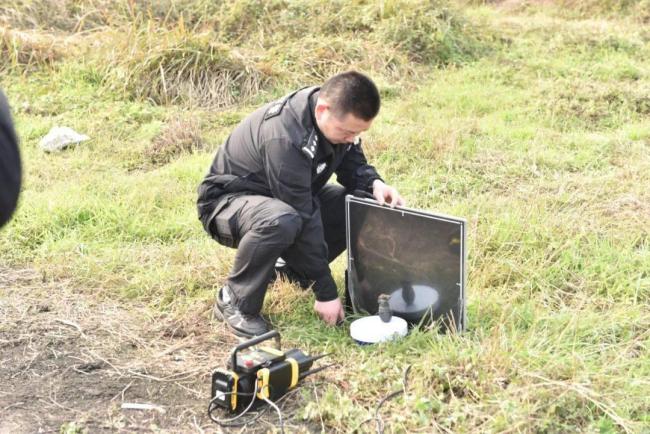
[350,315,408,345]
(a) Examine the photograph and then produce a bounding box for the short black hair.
[320,71,380,121]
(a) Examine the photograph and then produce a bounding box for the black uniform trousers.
[208,184,347,315]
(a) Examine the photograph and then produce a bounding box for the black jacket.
[0,90,21,228]
[197,86,382,299]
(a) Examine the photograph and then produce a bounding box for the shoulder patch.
[264,88,302,121]
[264,102,284,120]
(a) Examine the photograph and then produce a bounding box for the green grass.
[2,1,650,432]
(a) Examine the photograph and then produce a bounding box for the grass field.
[1,0,649,432]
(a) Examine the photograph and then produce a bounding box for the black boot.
[213,286,270,338]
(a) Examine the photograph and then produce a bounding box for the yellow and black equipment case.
[210,330,327,413]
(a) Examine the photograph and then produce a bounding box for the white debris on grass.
[121,402,166,413]
[39,126,90,152]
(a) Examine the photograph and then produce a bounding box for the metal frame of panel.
[345,195,467,332]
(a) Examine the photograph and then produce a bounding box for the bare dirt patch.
[0,268,298,433]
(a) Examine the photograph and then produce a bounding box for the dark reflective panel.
[346,198,465,332]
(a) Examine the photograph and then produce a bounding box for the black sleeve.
[335,139,383,193]
[0,90,21,229]
[262,138,338,301]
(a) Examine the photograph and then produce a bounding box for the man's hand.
[372,180,405,208]
[314,297,345,326]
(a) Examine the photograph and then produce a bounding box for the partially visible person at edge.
[197,71,405,338]
[0,90,21,229]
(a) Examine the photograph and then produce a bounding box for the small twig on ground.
[127,370,168,382]
[54,318,85,337]
[126,367,203,384]
[110,380,134,402]
[312,385,326,433]
[0,336,31,346]
[83,349,123,376]
[169,381,203,398]
[11,352,39,379]
[48,391,76,413]
[2,402,25,411]
[72,366,92,375]
[191,415,205,433]
[154,337,195,358]
[127,367,202,397]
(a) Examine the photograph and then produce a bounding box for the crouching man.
[197,71,404,337]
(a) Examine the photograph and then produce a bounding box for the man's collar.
[309,90,334,157]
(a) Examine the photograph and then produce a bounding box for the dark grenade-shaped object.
[377,294,392,323]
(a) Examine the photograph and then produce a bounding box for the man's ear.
[314,100,329,121]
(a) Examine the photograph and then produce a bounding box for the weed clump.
[0,28,63,72]
[378,1,480,65]
[102,29,272,108]
[217,0,485,67]
[3,0,491,106]
[498,0,650,22]
[554,0,650,21]
[145,115,204,165]
[265,36,414,85]
[544,80,650,129]
[0,0,113,31]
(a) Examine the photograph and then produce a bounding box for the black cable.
[353,365,412,434]
[208,380,312,432]
[261,380,331,432]
[240,386,300,430]
[207,381,259,427]
[209,366,410,433]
